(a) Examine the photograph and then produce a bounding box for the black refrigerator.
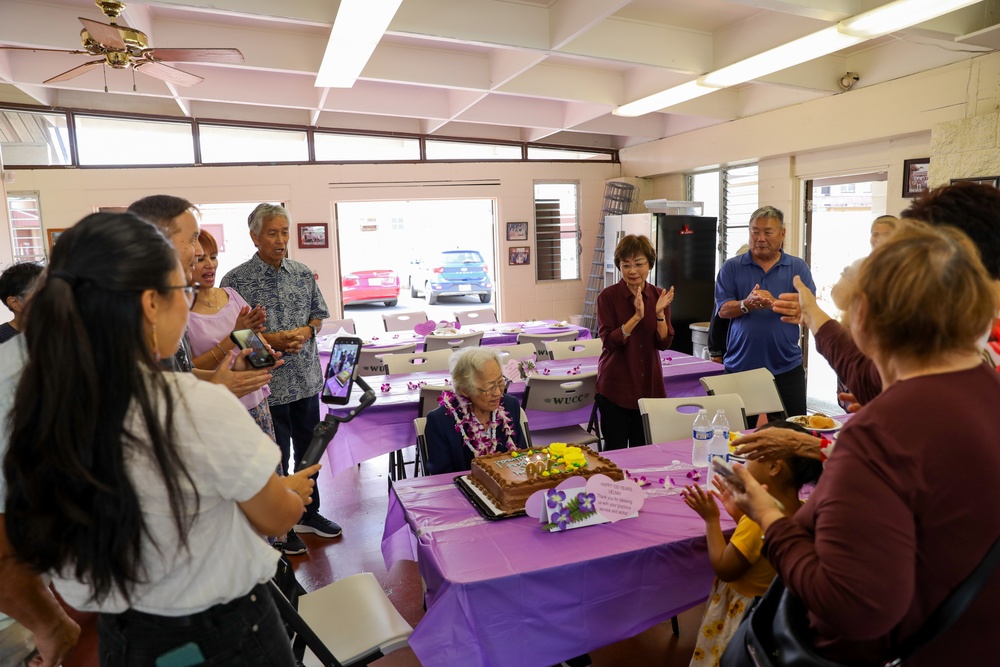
[653,214,718,355]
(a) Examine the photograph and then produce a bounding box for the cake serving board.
[454,475,526,520]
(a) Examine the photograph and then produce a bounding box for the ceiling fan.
[0,0,244,89]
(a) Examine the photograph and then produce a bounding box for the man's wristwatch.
[309,324,319,339]
[739,300,750,315]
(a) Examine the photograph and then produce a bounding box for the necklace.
[198,288,222,311]
[439,391,518,457]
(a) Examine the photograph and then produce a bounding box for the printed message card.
[524,474,644,532]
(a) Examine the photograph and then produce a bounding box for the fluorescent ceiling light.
[613,80,715,117]
[613,0,984,117]
[315,0,403,88]
[839,0,983,39]
[699,27,864,88]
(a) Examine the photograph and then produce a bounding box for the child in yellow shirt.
[681,421,823,667]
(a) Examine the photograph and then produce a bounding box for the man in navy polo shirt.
[714,206,815,418]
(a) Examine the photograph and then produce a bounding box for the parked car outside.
[409,250,492,305]
[342,268,400,307]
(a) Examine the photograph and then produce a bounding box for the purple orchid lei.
[439,390,518,457]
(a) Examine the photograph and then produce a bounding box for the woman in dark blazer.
[424,347,528,474]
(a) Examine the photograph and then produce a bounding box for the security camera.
[839,72,860,91]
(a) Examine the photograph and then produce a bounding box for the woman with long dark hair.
[2,212,318,666]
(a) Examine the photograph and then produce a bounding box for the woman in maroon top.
[725,223,1000,665]
[595,235,675,449]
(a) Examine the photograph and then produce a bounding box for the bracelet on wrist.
[621,325,631,339]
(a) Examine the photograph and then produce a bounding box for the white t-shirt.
[0,342,281,617]
[0,336,27,632]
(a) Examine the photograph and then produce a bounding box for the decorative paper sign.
[502,359,522,383]
[586,474,644,523]
[413,321,436,336]
[524,474,643,532]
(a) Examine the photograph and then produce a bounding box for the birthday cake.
[469,443,623,513]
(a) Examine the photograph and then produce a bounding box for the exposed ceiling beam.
[725,0,862,22]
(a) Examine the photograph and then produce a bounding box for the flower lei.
[439,390,518,457]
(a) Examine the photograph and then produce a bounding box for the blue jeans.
[97,583,295,667]
[270,395,322,518]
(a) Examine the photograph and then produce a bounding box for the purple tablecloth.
[320,351,724,478]
[381,440,734,667]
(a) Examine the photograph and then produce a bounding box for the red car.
[342,269,400,307]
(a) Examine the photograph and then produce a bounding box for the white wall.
[0,161,620,322]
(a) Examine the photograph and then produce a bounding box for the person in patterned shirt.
[222,203,339,553]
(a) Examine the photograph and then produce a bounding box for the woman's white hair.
[450,346,503,396]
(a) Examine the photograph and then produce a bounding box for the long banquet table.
[381,438,733,667]
[320,351,724,479]
[319,319,591,352]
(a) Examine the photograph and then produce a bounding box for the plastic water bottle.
[707,410,730,487]
[691,409,712,467]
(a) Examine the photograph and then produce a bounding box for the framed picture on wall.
[506,221,528,241]
[297,223,328,249]
[47,228,66,250]
[950,176,1000,188]
[902,158,930,197]
[509,246,530,265]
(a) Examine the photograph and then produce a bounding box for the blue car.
[410,250,493,305]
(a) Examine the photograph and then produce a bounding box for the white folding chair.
[699,368,787,421]
[417,408,530,475]
[320,318,356,336]
[520,372,600,448]
[637,394,747,446]
[517,330,580,360]
[292,572,413,667]
[382,311,428,332]
[383,348,453,375]
[455,308,497,326]
[391,384,450,481]
[495,343,538,365]
[423,330,484,352]
[544,337,602,360]
[357,343,416,376]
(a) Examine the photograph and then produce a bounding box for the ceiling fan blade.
[134,61,203,86]
[0,46,89,55]
[78,17,126,50]
[143,48,244,64]
[43,59,104,84]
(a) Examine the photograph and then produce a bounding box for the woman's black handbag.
[720,533,1000,667]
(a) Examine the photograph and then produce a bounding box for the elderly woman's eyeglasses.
[165,284,200,310]
[476,379,506,396]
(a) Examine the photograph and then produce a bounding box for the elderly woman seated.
[424,347,528,474]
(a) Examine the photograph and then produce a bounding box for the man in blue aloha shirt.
[222,203,337,555]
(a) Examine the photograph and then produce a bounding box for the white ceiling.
[0,0,996,152]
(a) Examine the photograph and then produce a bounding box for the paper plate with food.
[500,326,523,334]
[548,320,571,329]
[430,327,460,336]
[788,414,843,432]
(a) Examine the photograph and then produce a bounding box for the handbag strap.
[888,532,1000,665]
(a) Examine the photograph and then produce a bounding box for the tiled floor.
[61,451,704,667]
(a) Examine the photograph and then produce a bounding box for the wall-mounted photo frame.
[902,158,930,198]
[506,221,528,241]
[950,176,1000,188]
[46,228,66,250]
[297,223,328,249]
[509,246,530,265]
